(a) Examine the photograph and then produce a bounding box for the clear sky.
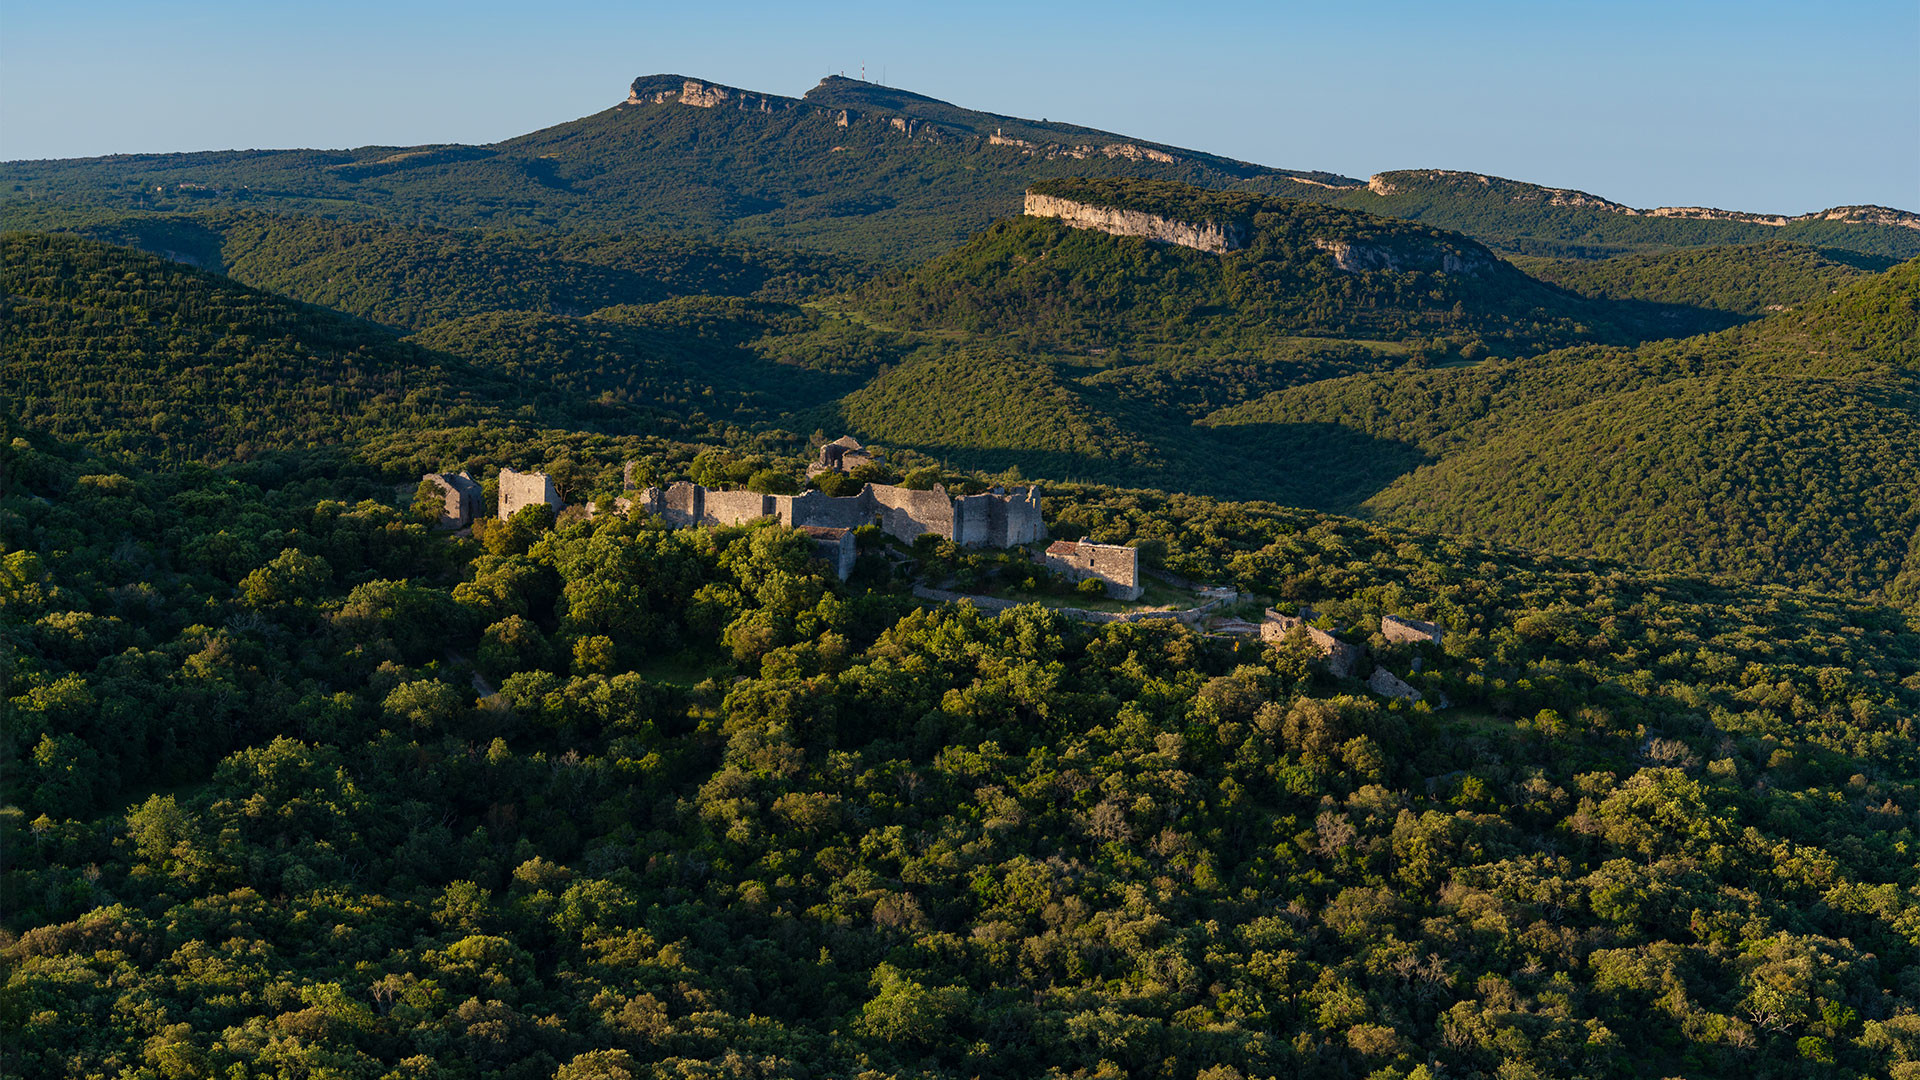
[3,0,1915,214]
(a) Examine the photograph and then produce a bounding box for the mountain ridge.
[6,71,1914,263]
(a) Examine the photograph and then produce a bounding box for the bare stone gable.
[1039,540,1142,600]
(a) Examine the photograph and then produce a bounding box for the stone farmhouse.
[1038,540,1142,601]
[421,472,482,530]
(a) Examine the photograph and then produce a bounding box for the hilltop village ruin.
[417,435,1441,703]
[422,437,1139,597]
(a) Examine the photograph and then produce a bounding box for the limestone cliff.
[1023,192,1246,254]
[625,77,795,113]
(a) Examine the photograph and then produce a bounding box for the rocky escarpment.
[625,77,798,113]
[1366,170,1920,230]
[619,75,1360,191]
[1023,192,1247,254]
[1312,238,1493,276]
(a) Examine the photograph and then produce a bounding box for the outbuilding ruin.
[421,472,482,530]
[1038,540,1143,601]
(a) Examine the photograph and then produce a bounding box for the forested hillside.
[1329,171,1920,260]
[0,234,523,464]
[852,182,1625,356]
[6,418,1920,1080]
[1514,242,1878,323]
[1208,260,1920,601]
[5,71,1920,1080]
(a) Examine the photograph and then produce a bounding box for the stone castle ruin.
[498,468,562,521]
[421,472,482,530]
[1039,540,1142,601]
[628,477,1044,548]
[1260,609,1449,704]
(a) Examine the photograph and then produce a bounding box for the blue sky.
[3,0,1915,214]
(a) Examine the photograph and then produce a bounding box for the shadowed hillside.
[1208,260,1920,599]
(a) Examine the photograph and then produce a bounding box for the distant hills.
[1207,260,1920,601]
[5,76,1918,607]
[1331,169,1920,260]
[5,73,1915,263]
[852,177,1661,356]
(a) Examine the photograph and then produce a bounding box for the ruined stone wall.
[1368,667,1423,702]
[1024,192,1247,254]
[1260,611,1361,678]
[626,479,1041,548]
[1381,615,1445,646]
[700,490,774,527]
[870,485,956,545]
[652,482,702,528]
[1040,541,1142,601]
[774,490,875,531]
[802,527,857,580]
[423,472,481,530]
[952,493,993,548]
[998,487,1045,546]
[498,468,562,521]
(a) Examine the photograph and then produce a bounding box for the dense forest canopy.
[4,71,1920,1080]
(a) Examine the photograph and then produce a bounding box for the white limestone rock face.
[1023,192,1246,255]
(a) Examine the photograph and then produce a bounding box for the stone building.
[498,468,563,521]
[800,526,857,580]
[1381,614,1445,647]
[1038,540,1142,601]
[421,472,481,530]
[806,435,879,478]
[625,477,1044,549]
[1260,609,1361,678]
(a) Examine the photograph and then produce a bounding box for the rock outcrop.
[1024,192,1247,254]
[1312,238,1492,277]
[626,77,795,113]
